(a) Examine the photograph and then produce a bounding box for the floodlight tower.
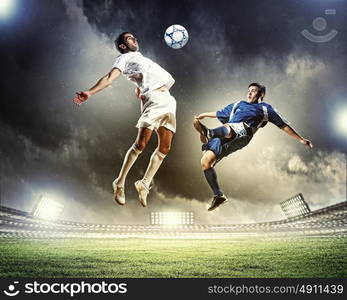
[150,212,194,225]
[280,193,311,219]
[32,195,64,221]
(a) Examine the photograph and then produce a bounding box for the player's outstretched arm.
[72,68,121,105]
[282,125,314,149]
[195,112,217,120]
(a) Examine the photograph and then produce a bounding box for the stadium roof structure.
[0,201,346,239]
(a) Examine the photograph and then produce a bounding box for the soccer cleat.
[208,194,228,211]
[193,119,209,143]
[134,180,150,207]
[112,180,125,206]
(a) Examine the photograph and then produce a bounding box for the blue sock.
[204,168,223,196]
[209,126,229,138]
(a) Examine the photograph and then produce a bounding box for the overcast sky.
[0,0,346,224]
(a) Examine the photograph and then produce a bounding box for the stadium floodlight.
[334,106,347,137]
[32,195,64,221]
[0,0,16,19]
[280,193,311,219]
[150,212,194,225]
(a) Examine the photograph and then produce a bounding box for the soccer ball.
[164,25,189,49]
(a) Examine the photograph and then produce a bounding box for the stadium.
[1,0,347,281]
[1,194,346,278]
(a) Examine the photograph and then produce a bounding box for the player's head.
[247,83,266,103]
[115,32,139,53]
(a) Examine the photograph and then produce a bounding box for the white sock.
[142,149,166,188]
[115,144,142,186]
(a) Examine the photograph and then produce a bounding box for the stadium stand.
[0,202,346,238]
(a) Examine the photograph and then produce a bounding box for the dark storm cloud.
[80,0,347,62]
[0,0,346,223]
[0,0,77,150]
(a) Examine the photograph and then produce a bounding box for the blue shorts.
[202,135,252,164]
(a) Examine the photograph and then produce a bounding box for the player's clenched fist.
[135,87,146,101]
[73,91,91,105]
[300,138,314,149]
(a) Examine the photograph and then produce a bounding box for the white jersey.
[112,51,175,95]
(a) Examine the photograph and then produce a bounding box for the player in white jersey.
[73,32,177,207]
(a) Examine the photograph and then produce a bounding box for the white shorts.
[136,90,176,133]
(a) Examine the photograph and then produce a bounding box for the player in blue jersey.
[193,83,313,211]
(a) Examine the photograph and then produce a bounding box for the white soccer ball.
[164,24,189,49]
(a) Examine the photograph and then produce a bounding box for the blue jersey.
[216,100,289,130]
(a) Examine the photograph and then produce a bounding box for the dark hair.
[114,32,131,53]
[248,82,266,101]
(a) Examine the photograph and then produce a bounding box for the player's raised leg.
[194,119,234,143]
[209,125,235,139]
[193,119,209,143]
[113,127,153,205]
[201,150,228,211]
[135,126,174,207]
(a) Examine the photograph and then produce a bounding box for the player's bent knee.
[159,145,171,155]
[201,158,213,170]
[134,142,146,152]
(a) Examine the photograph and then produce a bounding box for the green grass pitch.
[1,237,346,278]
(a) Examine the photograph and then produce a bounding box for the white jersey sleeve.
[111,52,175,95]
[112,54,128,73]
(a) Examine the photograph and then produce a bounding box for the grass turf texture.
[1,237,346,278]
